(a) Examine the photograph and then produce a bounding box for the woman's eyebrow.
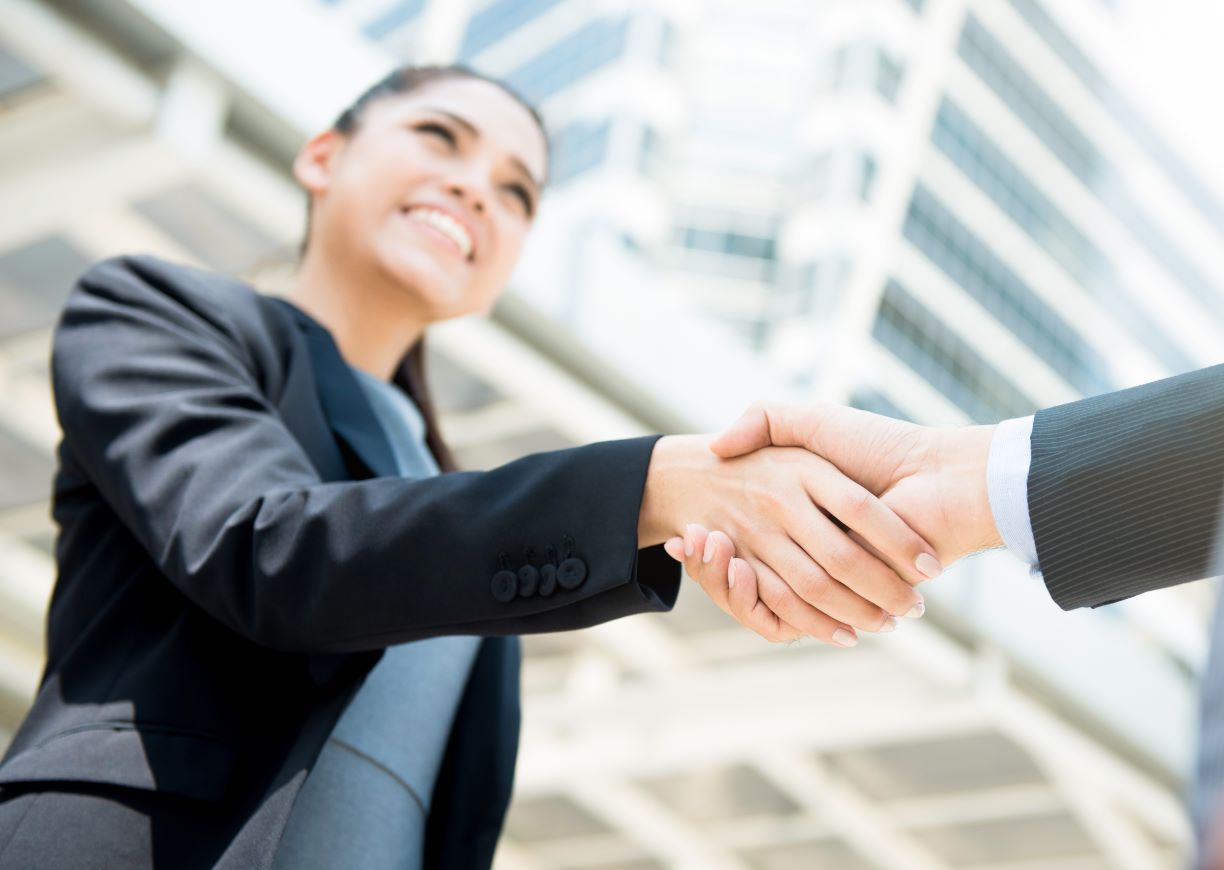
[424,107,480,138]
[421,106,544,191]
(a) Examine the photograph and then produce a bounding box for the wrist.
[637,434,715,547]
[934,424,1003,557]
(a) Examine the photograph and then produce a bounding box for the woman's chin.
[374,251,454,296]
[387,272,480,322]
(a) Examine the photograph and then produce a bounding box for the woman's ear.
[292,128,344,197]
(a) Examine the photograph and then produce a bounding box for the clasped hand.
[641,402,1000,646]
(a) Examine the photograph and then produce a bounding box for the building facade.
[0,0,1220,866]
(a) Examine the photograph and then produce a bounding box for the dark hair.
[302,64,546,473]
[332,63,545,138]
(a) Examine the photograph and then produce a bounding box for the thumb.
[708,403,775,458]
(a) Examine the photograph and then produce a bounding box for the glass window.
[549,120,612,186]
[958,13,1224,329]
[803,150,876,202]
[638,126,664,177]
[903,184,1111,395]
[459,0,565,60]
[502,17,630,104]
[796,255,850,316]
[830,44,905,104]
[807,152,832,200]
[958,15,1101,186]
[669,212,779,284]
[875,52,903,103]
[873,279,1039,422]
[0,44,43,105]
[931,97,1194,372]
[860,153,878,201]
[658,18,678,67]
[0,234,92,338]
[727,234,775,260]
[1006,0,1224,231]
[363,0,427,40]
[849,388,911,422]
[678,226,776,261]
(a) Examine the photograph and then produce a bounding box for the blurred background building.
[1,0,1222,867]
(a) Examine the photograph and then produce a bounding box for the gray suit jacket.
[1196,555,1224,869]
[1029,363,1224,609]
[1024,363,1224,867]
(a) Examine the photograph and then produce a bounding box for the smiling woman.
[0,64,937,870]
[290,68,548,385]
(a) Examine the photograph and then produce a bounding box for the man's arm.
[1027,364,1224,608]
[710,362,1224,609]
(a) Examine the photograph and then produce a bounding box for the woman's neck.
[285,252,427,381]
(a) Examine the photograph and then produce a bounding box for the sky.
[1115,0,1224,204]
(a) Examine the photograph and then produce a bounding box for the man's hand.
[708,403,1004,568]
[639,434,937,647]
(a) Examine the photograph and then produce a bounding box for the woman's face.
[296,77,548,321]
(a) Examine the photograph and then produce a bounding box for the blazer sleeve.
[1028,363,1224,609]
[51,257,680,653]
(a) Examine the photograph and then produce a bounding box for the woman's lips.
[399,205,476,260]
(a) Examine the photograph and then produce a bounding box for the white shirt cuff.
[986,415,1040,568]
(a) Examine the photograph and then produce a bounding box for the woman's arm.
[54,258,678,652]
[53,256,931,653]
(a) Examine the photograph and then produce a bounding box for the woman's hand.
[663,525,807,644]
[639,435,938,646]
[663,524,896,645]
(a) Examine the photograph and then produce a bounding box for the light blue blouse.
[273,367,481,870]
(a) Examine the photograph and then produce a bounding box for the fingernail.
[915,553,942,579]
[832,629,858,647]
[877,616,898,633]
[702,534,717,563]
[663,538,683,561]
[727,559,737,589]
[903,601,926,619]
[684,523,700,557]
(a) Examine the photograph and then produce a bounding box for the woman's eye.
[507,184,535,217]
[415,122,456,145]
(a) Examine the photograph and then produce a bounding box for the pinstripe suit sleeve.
[1028,363,1224,610]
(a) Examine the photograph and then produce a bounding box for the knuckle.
[759,578,787,611]
[695,567,724,596]
[888,583,918,611]
[758,624,784,643]
[755,487,786,515]
[841,488,873,519]
[799,570,833,606]
[822,541,857,576]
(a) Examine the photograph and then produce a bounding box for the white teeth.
[403,207,473,258]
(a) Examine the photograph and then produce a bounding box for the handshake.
[638,401,1003,647]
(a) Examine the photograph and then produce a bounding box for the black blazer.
[1028,363,1224,609]
[0,254,680,869]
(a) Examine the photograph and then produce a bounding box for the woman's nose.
[445,180,486,215]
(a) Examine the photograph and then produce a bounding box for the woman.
[0,65,936,869]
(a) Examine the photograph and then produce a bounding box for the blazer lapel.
[273,298,401,480]
[268,299,401,686]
